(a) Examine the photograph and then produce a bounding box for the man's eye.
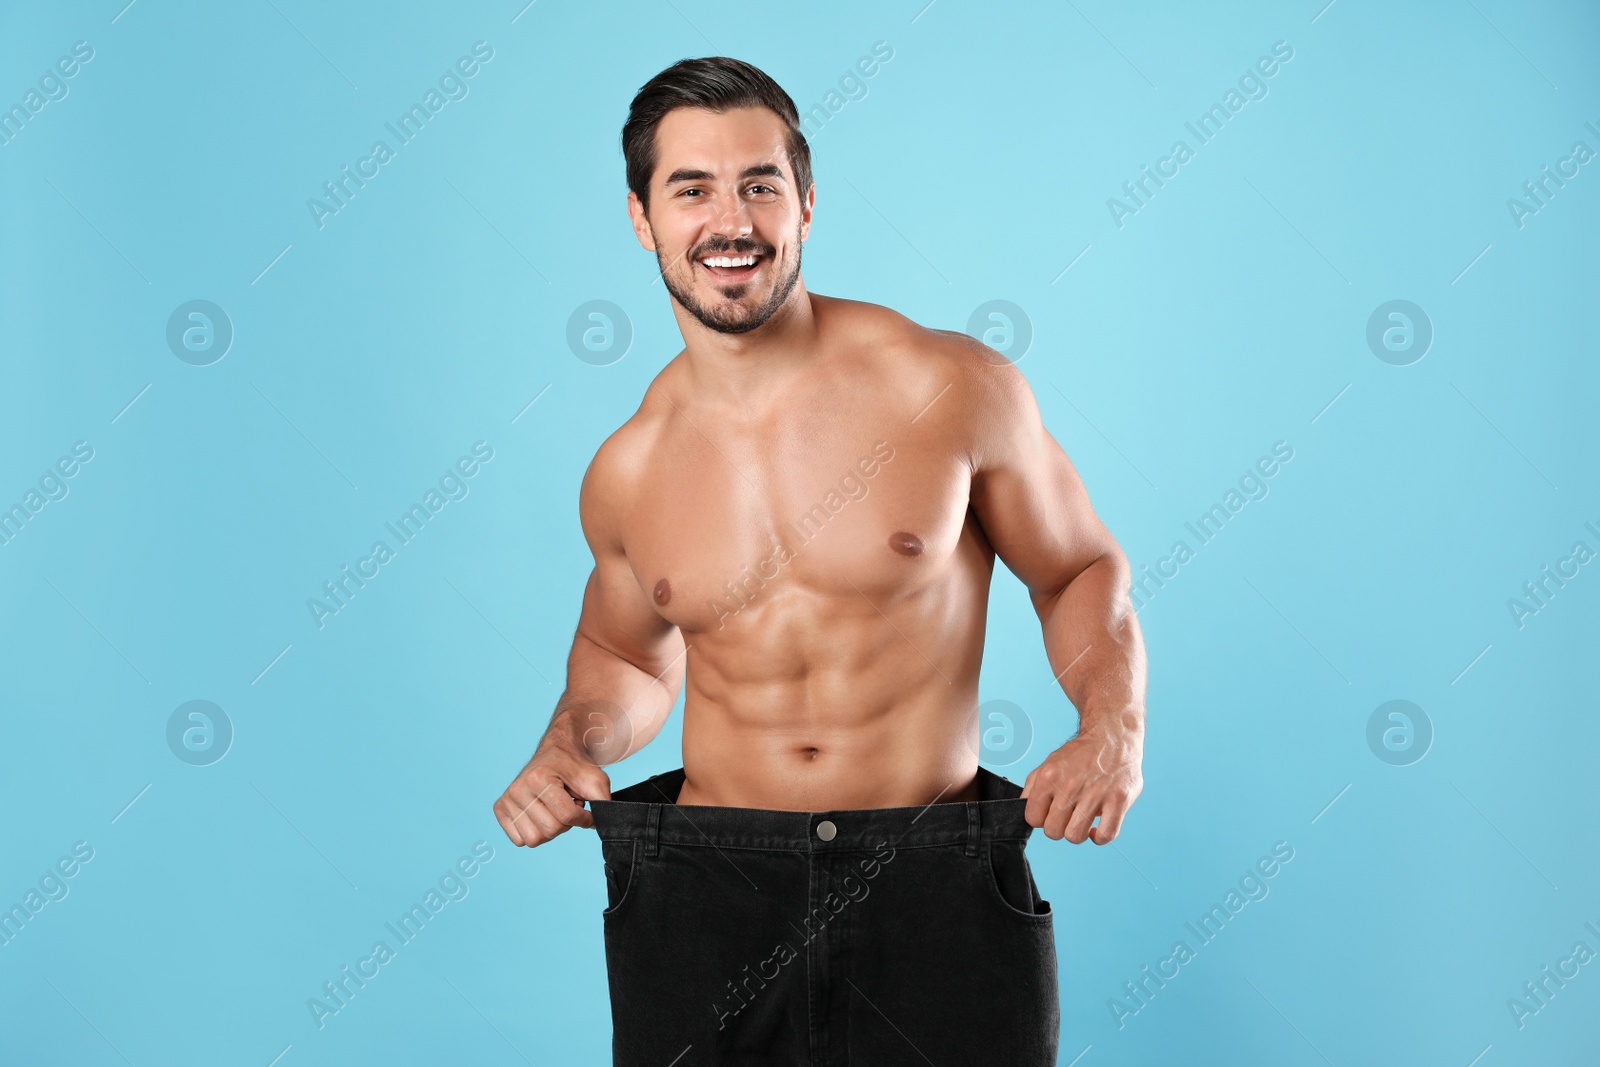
[748,184,773,194]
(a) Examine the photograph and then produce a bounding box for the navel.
[653,578,672,605]
[888,531,924,557]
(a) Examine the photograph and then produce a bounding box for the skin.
[493,105,1146,850]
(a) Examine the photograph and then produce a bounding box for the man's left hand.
[1019,727,1143,844]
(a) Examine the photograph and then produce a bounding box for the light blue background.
[2,1,1596,1064]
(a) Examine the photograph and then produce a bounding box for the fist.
[1020,731,1143,845]
[493,739,612,847]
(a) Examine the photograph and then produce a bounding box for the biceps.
[575,555,682,676]
[972,432,1114,598]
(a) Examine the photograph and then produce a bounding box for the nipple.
[653,578,672,605]
[888,531,924,557]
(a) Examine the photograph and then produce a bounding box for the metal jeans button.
[815,819,837,841]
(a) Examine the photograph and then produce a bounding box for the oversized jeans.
[589,765,1059,1066]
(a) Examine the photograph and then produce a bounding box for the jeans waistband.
[588,766,1033,857]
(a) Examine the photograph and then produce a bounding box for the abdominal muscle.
[671,583,988,811]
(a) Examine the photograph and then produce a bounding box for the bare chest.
[621,418,973,632]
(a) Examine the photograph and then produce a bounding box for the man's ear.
[626,191,656,252]
[799,182,815,243]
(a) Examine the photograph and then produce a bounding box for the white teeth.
[702,255,757,268]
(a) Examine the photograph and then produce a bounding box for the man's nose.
[713,192,753,237]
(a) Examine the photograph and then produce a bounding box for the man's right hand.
[493,735,613,848]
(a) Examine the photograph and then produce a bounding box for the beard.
[656,225,803,335]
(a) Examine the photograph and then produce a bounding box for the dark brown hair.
[622,57,813,212]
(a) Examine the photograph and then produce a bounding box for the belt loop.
[965,802,980,858]
[645,803,661,857]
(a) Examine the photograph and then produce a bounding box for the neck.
[674,283,821,412]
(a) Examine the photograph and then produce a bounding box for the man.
[494,57,1147,1065]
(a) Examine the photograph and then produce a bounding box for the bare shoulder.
[815,293,934,356]
[578,357,683,548]
[819,295,1036,462]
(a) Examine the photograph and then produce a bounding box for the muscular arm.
[557,440,688,759]
[493,435,687,846]
[956,340,1147,843]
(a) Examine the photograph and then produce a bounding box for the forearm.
[541,630,683,765]
[1037,551,1147,744]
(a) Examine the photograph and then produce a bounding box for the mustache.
[694,238,774,258]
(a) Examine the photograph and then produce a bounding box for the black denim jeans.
[588,766,1059,1066]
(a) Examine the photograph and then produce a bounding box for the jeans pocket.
[602,837,641,918]
[985,838,1053,924]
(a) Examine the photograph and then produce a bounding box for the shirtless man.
[494,57,1146,1065]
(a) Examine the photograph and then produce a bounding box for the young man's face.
[628,105,813,334]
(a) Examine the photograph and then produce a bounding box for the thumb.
[564,763,612,803]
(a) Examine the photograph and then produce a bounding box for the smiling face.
[629,106,813,335]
